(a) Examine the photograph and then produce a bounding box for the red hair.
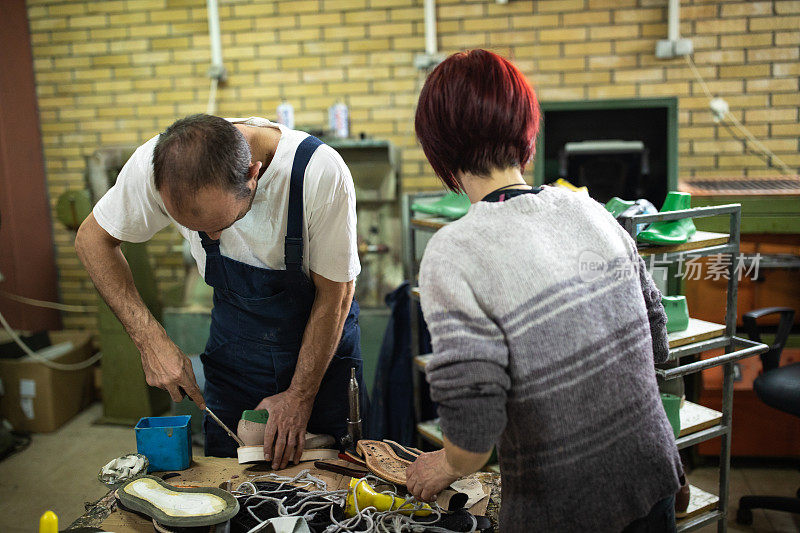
[415,49,541,192]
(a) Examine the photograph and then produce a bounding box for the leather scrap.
[384,440,421,461]
[338,450,367,468]
[356,439,413,486]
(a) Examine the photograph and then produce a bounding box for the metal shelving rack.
[402,192,769,533]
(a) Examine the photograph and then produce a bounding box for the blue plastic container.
[135,415,192,472]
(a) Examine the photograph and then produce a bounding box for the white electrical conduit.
[206,0,224,115]
[0,308,102,370]
[207,0,223,73]
[667,0,680,42]
[684,55,794,176]
[423,0,437,56]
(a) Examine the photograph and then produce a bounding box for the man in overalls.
[76,114,363,469]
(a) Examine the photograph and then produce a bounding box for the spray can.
[329,101,349,139]
[276,100,294,129]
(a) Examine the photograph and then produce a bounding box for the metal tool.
[205,406,245,447]
[314,460,369,478]
[347,367,362,445]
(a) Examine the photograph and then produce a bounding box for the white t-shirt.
[93,117,361,283]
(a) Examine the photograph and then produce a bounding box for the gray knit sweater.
[419,186,682,532]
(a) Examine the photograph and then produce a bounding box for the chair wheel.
[737,507,753,525]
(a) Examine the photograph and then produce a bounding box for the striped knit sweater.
[419,186,682,532]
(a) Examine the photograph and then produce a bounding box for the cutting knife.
[178,387,245,447]
[205,406,245,447]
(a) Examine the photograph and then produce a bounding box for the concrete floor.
[0,402,798,532]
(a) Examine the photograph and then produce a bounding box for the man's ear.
[247,161,262,188]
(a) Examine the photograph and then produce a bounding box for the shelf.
[676,485,719,523]
[676,424,728,450]
[637,231,729,256]
[668,335,732,362]
[657,336,768,380]
[668,319,726,349]
[411,216,450,231]
[676,509,724,533]
[414,353,433,370]
[679,401,722,438]
[417,419,443,447]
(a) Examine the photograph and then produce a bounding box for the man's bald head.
[153,114,251,213]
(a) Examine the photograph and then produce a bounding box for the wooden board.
[412,217,449,230]
[638,231,729,256]
[414,353,433,370]
[675,485,719,521]
[99,456,493,532]
[679,401,722,438]
[417,420,443,447]
[668,318,725,349]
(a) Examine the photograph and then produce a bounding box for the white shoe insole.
[123,478,227,517]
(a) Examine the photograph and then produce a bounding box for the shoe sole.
[116,475,239,528]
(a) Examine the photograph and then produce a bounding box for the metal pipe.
[668,0,680,42]
[656,337,768,379]
[423,0,437,56]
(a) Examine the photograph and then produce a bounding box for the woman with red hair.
[405,49,682,532]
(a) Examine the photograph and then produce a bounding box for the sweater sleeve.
[638,255,670,364]
[419,249,510,453]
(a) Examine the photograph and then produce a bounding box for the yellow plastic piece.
[552,178,588,193]
[39,511,58,533]
[344,477,432,518]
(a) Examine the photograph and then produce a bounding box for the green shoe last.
[637,191,697,245]
[662,295,690,333]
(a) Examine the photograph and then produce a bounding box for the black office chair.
[736,307,800,525]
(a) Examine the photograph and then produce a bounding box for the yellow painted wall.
[25,0,800,329]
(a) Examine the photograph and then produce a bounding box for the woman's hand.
[405,449,461,502]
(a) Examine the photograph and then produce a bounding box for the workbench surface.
[67,456,497,532]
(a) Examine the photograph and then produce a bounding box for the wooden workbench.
[67,457,497,532]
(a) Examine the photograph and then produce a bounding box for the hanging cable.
[0,289,96,313]
[684,55,795,176]
[0,308,102,370]
[206,77,219,115]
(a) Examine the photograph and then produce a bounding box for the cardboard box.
[0,330,96,432]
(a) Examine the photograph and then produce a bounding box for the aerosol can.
[329,101,349,139]
[276,100,294,129]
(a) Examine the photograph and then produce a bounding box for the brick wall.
[24,0,800,329]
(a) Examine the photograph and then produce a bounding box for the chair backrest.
[742,307,796,372]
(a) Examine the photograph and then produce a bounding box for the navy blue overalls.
[199,135,363,457]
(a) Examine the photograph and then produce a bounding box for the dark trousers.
[622,496,677,533]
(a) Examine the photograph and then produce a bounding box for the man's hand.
[256,390,314,470]
[141,339,205,410]
[405,449,461,502]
